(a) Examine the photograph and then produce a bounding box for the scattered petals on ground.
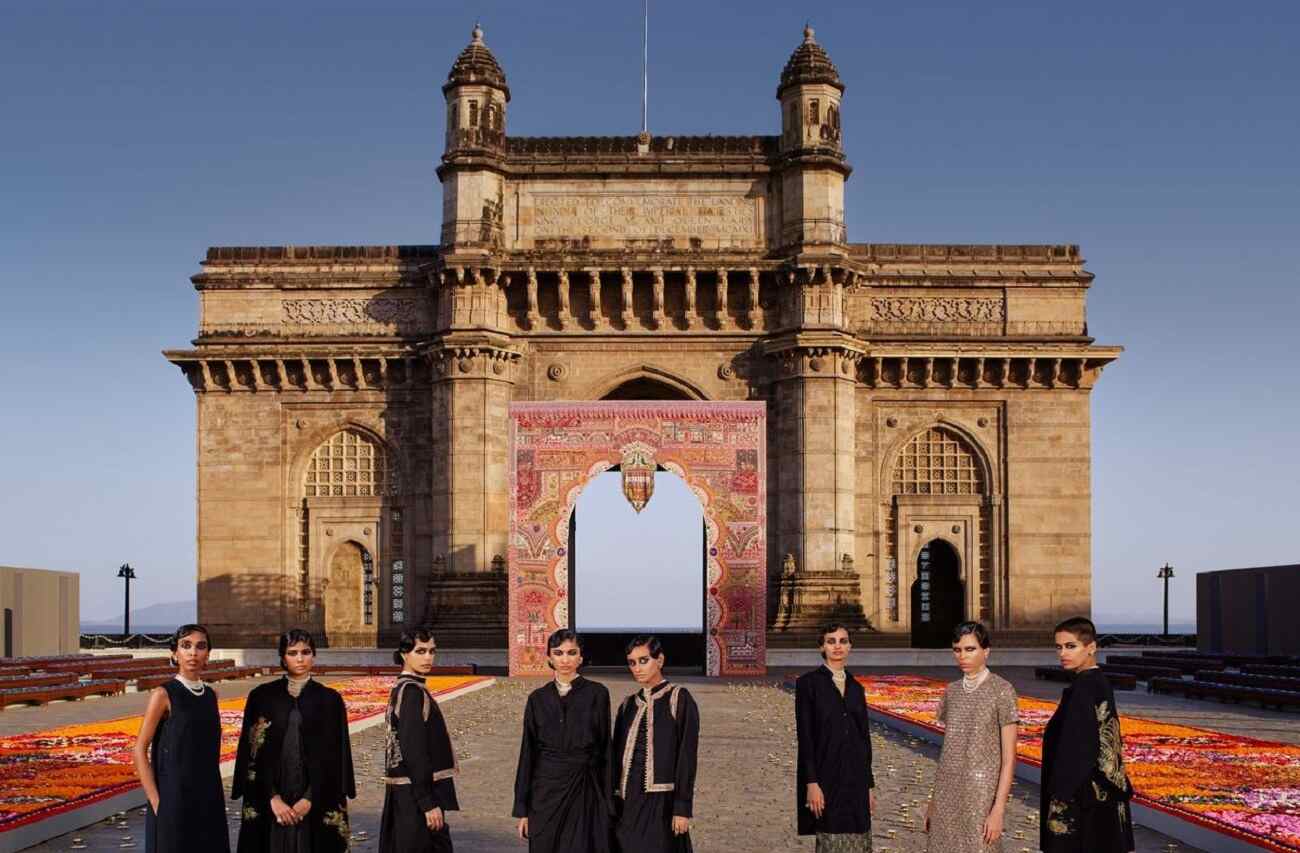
[0,675,487,832]
[861,673,1300,853]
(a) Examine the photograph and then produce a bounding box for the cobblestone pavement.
[27,677,1202,852]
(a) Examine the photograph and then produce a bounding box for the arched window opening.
[304,428,398,497]
[892,427,985,496]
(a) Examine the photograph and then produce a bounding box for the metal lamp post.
[117,563,136,636]
[1156,562,1175,637]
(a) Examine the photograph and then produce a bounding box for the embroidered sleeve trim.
[618,700,648,799]
[1095,700,1129,792]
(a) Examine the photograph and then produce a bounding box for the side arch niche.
[295,426,401,645]
[881,424,995,633]
[508,401,766,676]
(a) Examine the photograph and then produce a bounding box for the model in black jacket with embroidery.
[379,631,459,853]
[610,679,700,853]
[232,673,355,853]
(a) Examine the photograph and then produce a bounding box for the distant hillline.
[80,599,196,634]
[80,600,1194,637]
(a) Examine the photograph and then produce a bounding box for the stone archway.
[508,401,766,676]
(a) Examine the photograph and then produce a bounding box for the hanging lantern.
[620,442,657,513]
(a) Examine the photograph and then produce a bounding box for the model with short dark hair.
[232,628,356,853]
[379,628,460,852]
[132,624,230,853]
[795,624,875,852]
[610,635,700,853]
[512,629,613,853]
[923,621,1019,852]
[1039,617,1135,853]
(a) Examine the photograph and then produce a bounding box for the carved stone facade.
[166,24,1119,651]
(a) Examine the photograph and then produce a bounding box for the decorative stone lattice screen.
[508,401,767,676]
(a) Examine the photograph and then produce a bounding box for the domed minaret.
[438,23,511,250]
[776,25,851,249]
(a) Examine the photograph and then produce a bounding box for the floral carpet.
[861,673,1300,852]
[0,674,488,833]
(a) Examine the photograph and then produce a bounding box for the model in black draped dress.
[132,624,230,853]
[513,630,612,853]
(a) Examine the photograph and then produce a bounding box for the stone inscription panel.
[530,193,757,240]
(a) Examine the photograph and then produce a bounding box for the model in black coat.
[378,674,460,853]
[794,666,875,838]
[610,680,699,853]
[231,676,356,853]
[512,676,612,853]
[1040,667,1135,853]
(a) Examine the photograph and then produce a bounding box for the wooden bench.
[0,665,34,678]
[0,654,95,666]
[0,672,80,689]
[1033,667,1137,691]
[1098,663,1182,682]
[0,678,126,709]
[1149,676,1300,711]
[1106,655,1222,675]
[88,659,236,680]
[1196,670,1300,693]
[1245,664,1300,679]
[136,666,265,691]
[311,664,478,676]
[38,655,135,674]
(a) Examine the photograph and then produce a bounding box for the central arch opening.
[570,468,705,670]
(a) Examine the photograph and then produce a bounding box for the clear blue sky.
[2,2,1296,628]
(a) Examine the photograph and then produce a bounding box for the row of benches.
[1139,649,1300,668]
[0,678,127,709]
[1150,676,1300,710]
[0,660,480,709]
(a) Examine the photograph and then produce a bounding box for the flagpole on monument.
[641,0,649,139]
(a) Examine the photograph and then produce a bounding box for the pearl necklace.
[175,674,206,696]
[961,668,989,693]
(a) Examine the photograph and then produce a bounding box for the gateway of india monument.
[165,25,1120,674]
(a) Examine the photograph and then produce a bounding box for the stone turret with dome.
[439,24,510,249]
[778,25,845,158]
[442,24,510,160]
[444,23,511,100]
[778,24,844,96]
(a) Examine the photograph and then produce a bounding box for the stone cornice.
[163,348,429,394]
[857,347,1121,390]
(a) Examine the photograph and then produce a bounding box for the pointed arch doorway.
[911,539,963,648]
[323,540,378,647]
[508,400,767,677]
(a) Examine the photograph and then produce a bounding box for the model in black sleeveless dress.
[145,678,231,853]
